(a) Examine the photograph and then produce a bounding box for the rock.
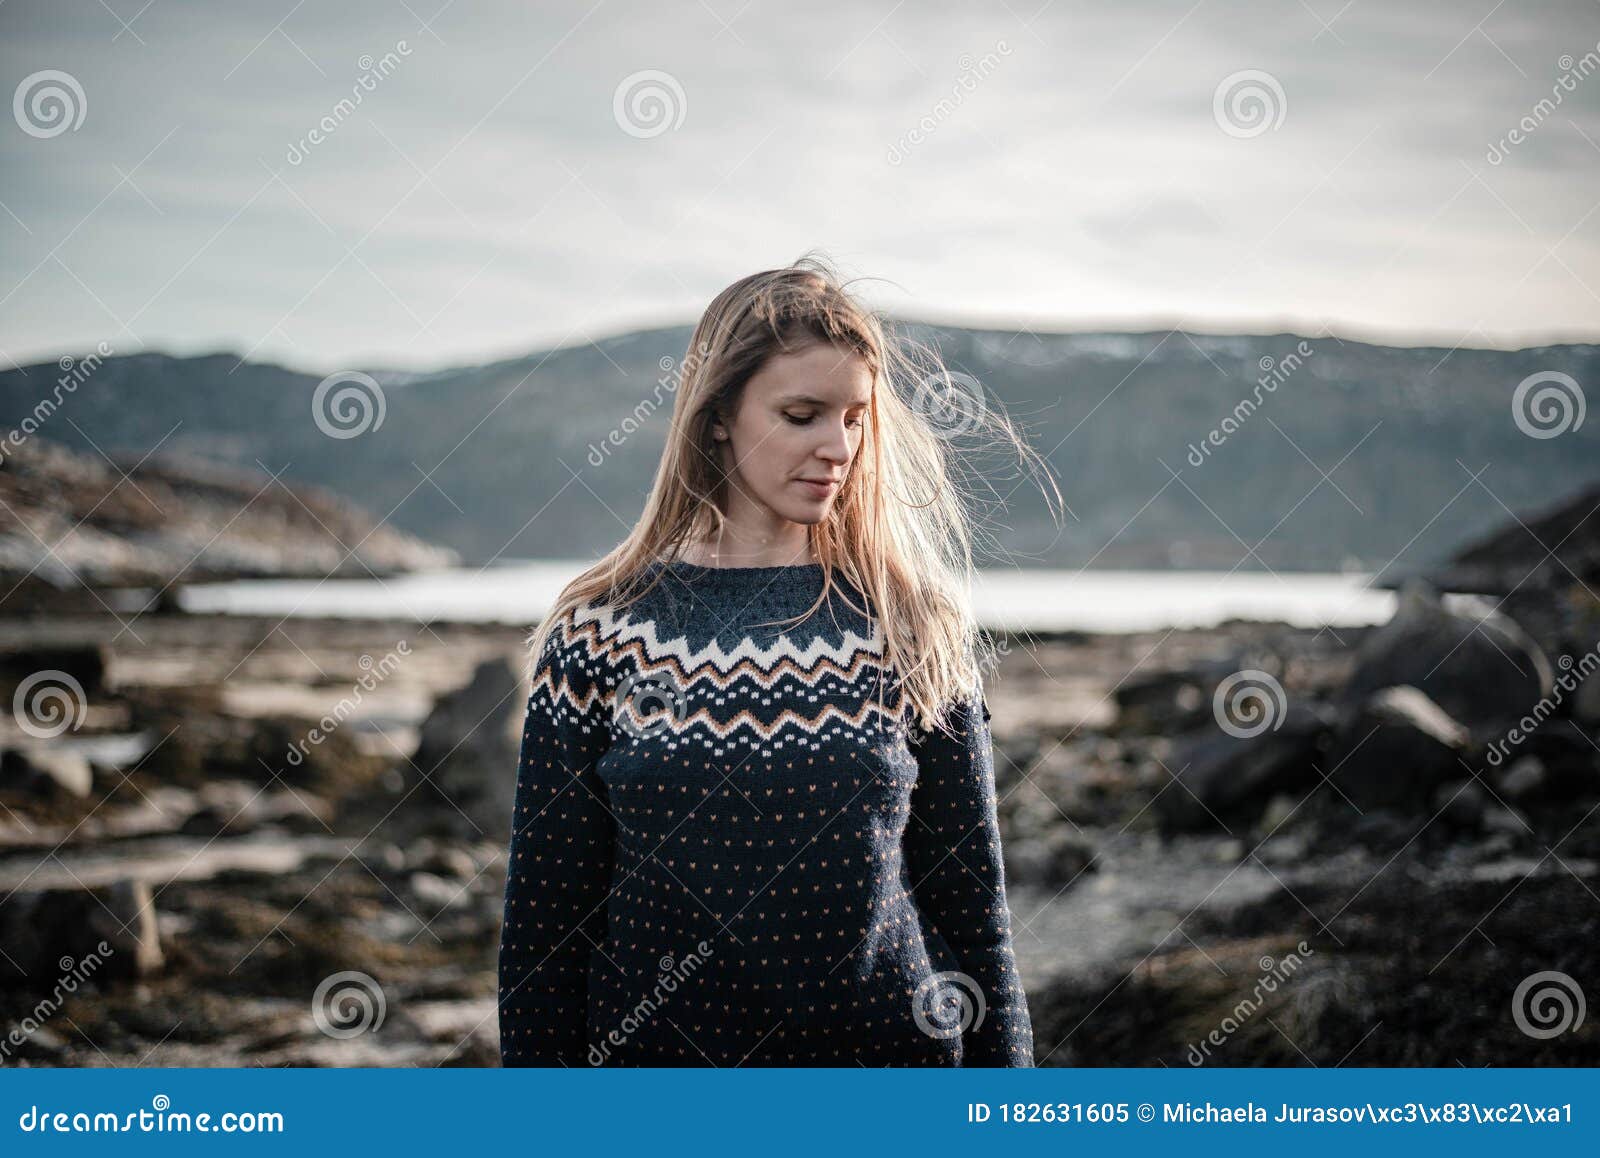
[407,657,523,841]
[1005,830,1096,889]
[1326,685,1469,812]
[126,702,379,795]
[0,434,459,588]
[0,643,110,697]
[1256,829,1311,864]
[1154,705,1330,835]
[1259,793,1299,832]
[1432,779,1487,830]
[1482,802,1532,837]
[1498,756,1546,801]
[0,832,351,893]
[1342,809,1422,852]
[1418,480,1600,596]
[1112,669,1208,733]
[177,782,333,836]
[0,878,164,981]
[1574,667,1600,728]
[1369,685,1470,748]
[0,745,94,798]
[409,871,466,911]
[1343,580,1552,726]
[1212,838,1246,862]
[412,842,479,881]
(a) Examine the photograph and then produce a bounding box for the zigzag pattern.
[575,602,884,679]
[534,599,906,752]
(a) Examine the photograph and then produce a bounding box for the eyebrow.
[778,394,871,407]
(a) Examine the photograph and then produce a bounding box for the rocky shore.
[2,571,1595,1066]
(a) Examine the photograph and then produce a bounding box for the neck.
[680,527,814,568]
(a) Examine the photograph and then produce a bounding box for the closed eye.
[785,413,865,429]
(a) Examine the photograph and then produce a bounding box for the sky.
[2,0,1598,375]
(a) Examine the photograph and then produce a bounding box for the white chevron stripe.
[571,601,885,679]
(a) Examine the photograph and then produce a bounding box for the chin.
[778,503,831,525]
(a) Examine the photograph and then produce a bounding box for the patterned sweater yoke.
[497,560,1036,1067]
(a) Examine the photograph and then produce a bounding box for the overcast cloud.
[2,0,1597,373]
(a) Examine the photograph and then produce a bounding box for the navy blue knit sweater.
[497,560,1035,1067]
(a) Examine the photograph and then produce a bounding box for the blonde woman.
[498,255,1059,1067]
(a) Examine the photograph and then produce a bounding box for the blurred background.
[1,0,1597,1066]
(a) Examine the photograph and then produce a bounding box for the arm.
[904,683,1036,1067]
[498,608,615,1066]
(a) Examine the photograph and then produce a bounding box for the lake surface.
[175,560,1397,633]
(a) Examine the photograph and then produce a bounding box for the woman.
[498,254,1059,1067]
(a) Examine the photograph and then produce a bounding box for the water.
[172,559,1396,633]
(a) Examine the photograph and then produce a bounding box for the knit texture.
[497,561,1035,1067]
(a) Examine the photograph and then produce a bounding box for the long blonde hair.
[525,252,1061,734]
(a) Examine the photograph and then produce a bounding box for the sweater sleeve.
[903,683,1036,1067]
[497,608,615,1066]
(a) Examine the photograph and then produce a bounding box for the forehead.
[748,343,873,404]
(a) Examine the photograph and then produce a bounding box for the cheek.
[738,413,803,469]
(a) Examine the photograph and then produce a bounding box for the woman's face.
[711,342,872,527]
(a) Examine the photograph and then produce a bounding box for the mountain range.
[2,323,1595,574]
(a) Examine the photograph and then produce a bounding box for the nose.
[816,417,852,465]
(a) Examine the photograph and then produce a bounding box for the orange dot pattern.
[497,564,1035,1067]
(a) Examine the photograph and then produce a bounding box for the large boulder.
[1325,685,1470,812]
[406,657,523,840]
[1343,580,1552,726]
[0,643,110,697]
[0,878,164,982]
[0,745,94,799]
[1155,704,1332,835]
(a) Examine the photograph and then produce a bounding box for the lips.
[796,478,839,497]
